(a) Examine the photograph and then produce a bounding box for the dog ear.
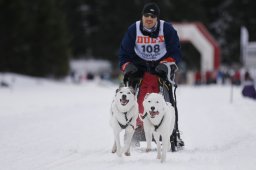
[116,83,125,94]
[158,93,166,102]
[129,86,135,95]
[119,83,125,88]
[160,94,166,104]
[160,95,168,112]
[158,92,164,98]
[115,88,120,94]
[144,93,150,100]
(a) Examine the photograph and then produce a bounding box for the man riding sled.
[118,2,184,151]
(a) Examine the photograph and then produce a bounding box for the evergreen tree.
[0,0,34,73]
[1,0,256,76]
[0,0,70,78]
[30,0,71,78]
[63,0,87,58]
[205,0,256,64]
[83,0,142,61]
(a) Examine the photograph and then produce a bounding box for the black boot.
[170,130,184,152]
[175,130,184,147]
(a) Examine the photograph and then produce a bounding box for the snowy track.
[1,74,256,170]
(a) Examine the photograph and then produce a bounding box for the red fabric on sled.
[136,72,160,127]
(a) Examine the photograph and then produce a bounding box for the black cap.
[142,3,160,17]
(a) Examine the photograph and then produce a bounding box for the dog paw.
[161,158,166,163]
[124,152,131,156]
[112,149,116,153]
[146,148,151,152]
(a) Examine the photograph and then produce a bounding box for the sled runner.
[123,70,184,152]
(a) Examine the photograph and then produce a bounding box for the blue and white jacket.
[119,20,181,74]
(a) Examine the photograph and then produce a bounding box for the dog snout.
[151,106,155,111]
[122,94,127,99]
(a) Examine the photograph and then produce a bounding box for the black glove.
[155,63,168,76]
[155,62,178,84]
[124,63,138,76]
[123,63,138,85]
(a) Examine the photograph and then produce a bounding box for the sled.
[124,73,184,152]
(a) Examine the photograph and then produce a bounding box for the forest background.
[0,0,255,78]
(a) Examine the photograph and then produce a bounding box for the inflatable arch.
[173,22,220,72]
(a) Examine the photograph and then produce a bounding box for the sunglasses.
[143,13,157,18]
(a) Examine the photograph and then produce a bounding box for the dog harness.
[117,112,134,130]
[154,116,164,131]
[141,112,164,131]
[141,112,148,119]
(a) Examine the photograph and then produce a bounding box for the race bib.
[134,20,167,61]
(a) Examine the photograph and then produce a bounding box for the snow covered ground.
[1,73,256,170]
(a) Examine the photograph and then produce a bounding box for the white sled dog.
[141,93,175,162]
[110,86,138,157]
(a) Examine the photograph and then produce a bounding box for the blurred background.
[0,0,256,85]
